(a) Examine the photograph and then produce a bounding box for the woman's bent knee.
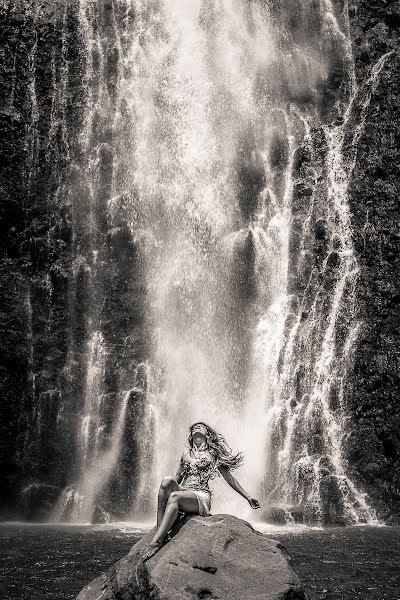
[167,491,181,503]
[160,475,177,490]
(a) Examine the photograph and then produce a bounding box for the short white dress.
[177,445,221,516]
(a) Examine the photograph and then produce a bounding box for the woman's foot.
[141,538,164,562]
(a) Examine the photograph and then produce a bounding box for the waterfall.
[51,384,130,523]
[39,0,392,525]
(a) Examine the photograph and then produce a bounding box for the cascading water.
[50,0,145,522]
[44,0,392,525]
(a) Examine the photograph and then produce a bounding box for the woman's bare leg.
[142,491,199,561]
[157,476,180,529]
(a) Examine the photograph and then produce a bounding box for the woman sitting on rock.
[142,421,260,560]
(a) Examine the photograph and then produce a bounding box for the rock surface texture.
[345,0,400,524]
[76,515,306,600]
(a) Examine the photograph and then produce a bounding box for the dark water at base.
[272,526,400,600]
[0,524,141,600]
[1,523,399,600]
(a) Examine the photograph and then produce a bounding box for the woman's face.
[191,424,207,447]
[192,431,206,447]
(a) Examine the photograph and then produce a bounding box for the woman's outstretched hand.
[247,497,261,509]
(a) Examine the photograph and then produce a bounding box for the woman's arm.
[175,453,184,484]
[218,465,260,509]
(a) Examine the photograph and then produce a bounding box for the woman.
[142,421,260,561]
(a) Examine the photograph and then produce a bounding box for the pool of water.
[271,525,400,600]
[1,521,399,599]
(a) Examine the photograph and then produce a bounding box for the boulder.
[76,514,307,600]
[260,506,291,525]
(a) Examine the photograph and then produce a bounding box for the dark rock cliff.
[0,1,84,518]
[0,2,148,520]
[345,0,400,523]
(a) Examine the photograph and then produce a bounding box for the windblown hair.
[188,421,244,471]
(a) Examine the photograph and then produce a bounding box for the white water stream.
[49,0,392,525]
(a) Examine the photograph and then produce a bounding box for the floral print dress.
[177,445,221,516]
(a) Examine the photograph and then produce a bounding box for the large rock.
[76,514,307,600]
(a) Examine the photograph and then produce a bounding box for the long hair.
[188,421,244,471]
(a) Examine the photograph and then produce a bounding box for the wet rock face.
[0,1,84,519]
[76,514,306,600]
[20,482,61,522]
[0,0,399,525]
[345,1,400,523]
[261,469,347,528]
[0,3,148,521]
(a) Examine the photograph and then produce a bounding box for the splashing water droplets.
[47,0,391,525]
